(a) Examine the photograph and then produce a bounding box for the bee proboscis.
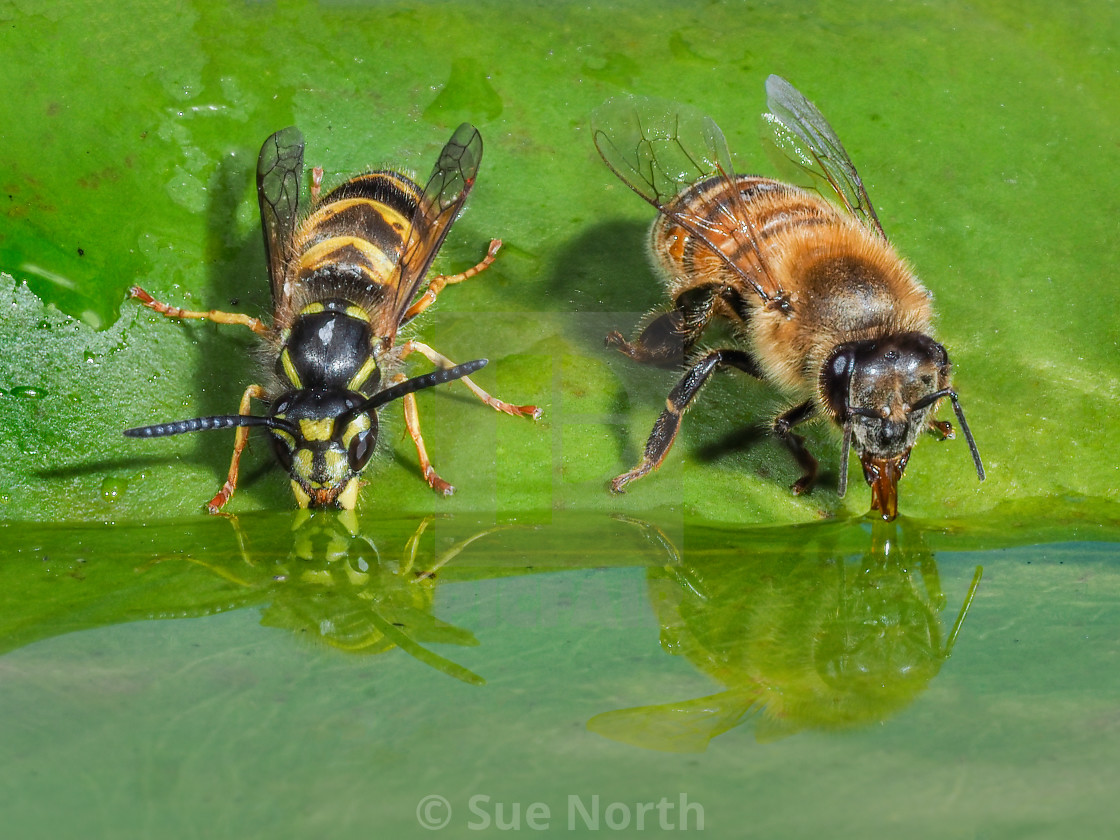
[593,76,984,519]
[127,123,540,512]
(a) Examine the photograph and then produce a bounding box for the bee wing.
[256,127,306,307]
[591,96,780,304]
[762,75,886,238]
[390,123,482,326]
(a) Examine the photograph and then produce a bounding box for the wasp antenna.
[359,359,489,414]
[948,392,985,482]
[124,414,293,439]
[837,421,853,498]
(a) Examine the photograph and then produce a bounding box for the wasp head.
[124,359,489,513]
[821,333,982,520]
[268,390,377,510]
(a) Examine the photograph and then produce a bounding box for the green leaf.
[0,0,1116,533]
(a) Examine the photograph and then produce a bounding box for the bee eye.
[271,435,294,472]
[347,428,375,472]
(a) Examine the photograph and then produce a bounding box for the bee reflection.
[589,517,982,752]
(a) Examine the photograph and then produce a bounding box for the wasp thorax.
[269,389,379,509]
[278,299,380,394]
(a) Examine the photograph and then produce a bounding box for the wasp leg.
[612,348,762,492]
[397,374,455,496]
[401,239,502,325]
[206,384,269,514]
[399,339,541,419]
[130,286,270,336]
[606,283,725,369]
[773,399,818,495]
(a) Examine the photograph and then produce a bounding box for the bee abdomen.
[655,176,839,288]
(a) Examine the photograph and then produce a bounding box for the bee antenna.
[947,392,985,482]
[124,414,299,439]
[837,421,853,498]
[353,359,488,415]
[908,388,985,482]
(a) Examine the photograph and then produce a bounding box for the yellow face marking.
[294,448,314,479]
[339,414,371,448]
[347,355,379,391]
[323,449,347,481]
[271,423,296,449]
[299,418,334,442]
[291,480,312,509]
[337,479,360,511]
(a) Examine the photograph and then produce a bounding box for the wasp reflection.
[589,517,982,752]
[166,512,501,684]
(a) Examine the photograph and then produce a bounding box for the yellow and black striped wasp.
[127,123,539,512]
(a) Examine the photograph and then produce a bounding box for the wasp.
[593,76,984,519]
[126,123,539,512]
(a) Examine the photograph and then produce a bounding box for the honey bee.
[127,123,539,512]
[593,76,984,519]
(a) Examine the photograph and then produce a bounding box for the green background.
[1,0,1116,526]
[1,2,1119,839]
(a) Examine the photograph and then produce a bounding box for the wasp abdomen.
[294,171,423,294]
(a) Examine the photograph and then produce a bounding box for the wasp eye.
[271,435,294,472]
[347,428,375,472]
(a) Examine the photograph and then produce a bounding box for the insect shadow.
[36,146,270,489]
[546,217,811,486]
[545,218,663,465]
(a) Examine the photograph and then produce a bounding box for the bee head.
[269,390,378,510]
[821,333,983,520]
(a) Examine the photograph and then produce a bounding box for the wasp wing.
[388,123,483,330]
[257,126,306,308]
[591,95,780,304]
[762,75,885,238]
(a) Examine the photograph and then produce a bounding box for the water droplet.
[100,477,128,502]
[9,385,45,399]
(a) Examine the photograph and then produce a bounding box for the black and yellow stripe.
[292,171,423,293]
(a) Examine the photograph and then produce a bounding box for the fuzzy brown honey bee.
[126,123,539,512]
[593,75,984,519]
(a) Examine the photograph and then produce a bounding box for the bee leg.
[606,312,689,369]
[612,349,762,492]
[310,166,324,204]
[206,384,269,514]
[773,399,818,495]
[401,239,502,325]
[606,283,722,369]
[397,374,455,496]
[928,417,955,440]
[399,339,541,419]
[130,286,270,336]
